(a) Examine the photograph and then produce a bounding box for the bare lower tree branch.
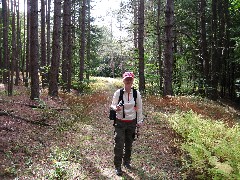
[0,109,50,126]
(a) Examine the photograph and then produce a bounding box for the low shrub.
[168,111,240,179]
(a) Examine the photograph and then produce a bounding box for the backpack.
[109,88,137,121]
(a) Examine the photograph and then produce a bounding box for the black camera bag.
[109,108,116,120]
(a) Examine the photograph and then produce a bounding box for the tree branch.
[0,109,51,126]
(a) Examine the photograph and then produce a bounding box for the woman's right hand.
[116,105,122,111]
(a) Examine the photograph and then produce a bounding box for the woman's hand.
[136,122,144,128]
[116,105,122,111]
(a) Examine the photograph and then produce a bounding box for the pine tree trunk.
[163,0,174,96]
[15,0,20,86]
[79,0,86,84]
[21,0,26,82]
[86,0,91,80]
[0,15,2,82]
[25,0,30,87]
[46,0,51,66]
[223,0,233,99]
[218,0,225,97]
[62,0,72,92]
[41,0,47,88]
[138,0,145,93]
[2,0,9,84]
[9,0,16,96]
[200,0,210,96]
[133,0,138,50]
[157,0,163,92]
[49,0,61,97]
[30,0,40,100]
[210,0,218,100]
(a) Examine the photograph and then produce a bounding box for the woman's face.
[123,77,134,87]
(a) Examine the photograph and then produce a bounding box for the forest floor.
[0,77,240,179]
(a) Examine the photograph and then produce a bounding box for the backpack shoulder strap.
[118,88,124,103]
[119,88,125,118]
[132,88,137,107]
[132,88,138,125]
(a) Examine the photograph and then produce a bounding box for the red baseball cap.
[123,72,134,79]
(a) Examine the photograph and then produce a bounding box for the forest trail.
[2,78,239,179]
[0,79,182,179]
[0,78,239,180]
[56,77,183,179]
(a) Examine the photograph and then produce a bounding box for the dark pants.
[114,120,136,168]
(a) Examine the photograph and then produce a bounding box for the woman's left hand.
[136,122,143,128]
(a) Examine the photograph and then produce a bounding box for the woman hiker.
[110,72,144,176]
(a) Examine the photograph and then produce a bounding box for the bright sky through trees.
[18,0,129,39]
[91,0,130,39]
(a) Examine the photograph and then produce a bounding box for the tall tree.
[62,0,72,92]
[25,0,30,87]
[9,0,16,96]
[133,0,138,50]
[218,0,225,97]
[138,0,145,92]
[21,0,26,82]
[46,0,51,66]
[41,0,47,88]
[30,0,40,99]
[71,0,76,75]
[2,0,9,84]
[86,0,91,80]
[200,0,210,95]
[163,0,174,96]
[223,0,232,98]
[157,0,163,92]
[79,0,86,83]
[0,14,2,82]
[218,0,230,97]
[211,0,218,100]
[49,0,61,97]
[15,0,20,86]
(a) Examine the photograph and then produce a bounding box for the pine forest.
[0,0,240,179]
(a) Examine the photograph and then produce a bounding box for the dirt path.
[0,80,183,179]
[69,78,183,179]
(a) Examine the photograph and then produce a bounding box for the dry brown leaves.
[146,95,239,127]
[0,82,239,179]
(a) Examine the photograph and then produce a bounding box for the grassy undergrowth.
[2,77,240,179]
[57,77,240,179]
[168,111,240,179]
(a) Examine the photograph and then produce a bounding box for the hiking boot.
[115,167,123,176]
